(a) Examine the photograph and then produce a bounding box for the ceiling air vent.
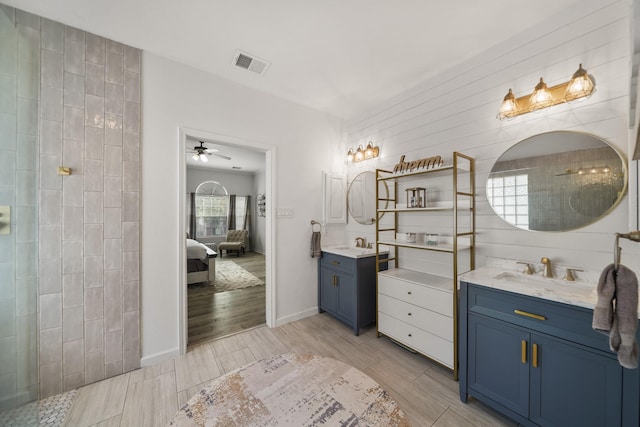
[233,50,270,76]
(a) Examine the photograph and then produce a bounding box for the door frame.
[177,126,276,354]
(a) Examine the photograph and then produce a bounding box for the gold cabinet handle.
[514,309,546,321]
[330,260,340,265]
[332,275,336,287]
[521,340,527,364]
[533,343,539,368]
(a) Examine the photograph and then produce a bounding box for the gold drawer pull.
[330,260,340,265]
[533,343,539,368]
[514,309,546,321]
[521,340,527,364]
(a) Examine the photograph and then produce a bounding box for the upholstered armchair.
[217,230,249,257]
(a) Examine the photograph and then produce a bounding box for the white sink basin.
[490,271,595,297]
[322,245,382,258]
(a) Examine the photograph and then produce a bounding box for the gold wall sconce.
[346,141,380,163]
[497,64,595,120]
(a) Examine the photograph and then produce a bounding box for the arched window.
[192,181,250,238]
[194,181,229,237]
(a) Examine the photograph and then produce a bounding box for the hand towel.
[310,231,321,258]
[592,263,639,369]
[592,264,616,334]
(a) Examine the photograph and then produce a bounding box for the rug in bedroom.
[191,260,264,293]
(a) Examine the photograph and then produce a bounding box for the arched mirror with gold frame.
[486,131,627,231]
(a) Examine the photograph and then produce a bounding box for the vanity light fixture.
[346,141,380,163]
[497,64,596,120]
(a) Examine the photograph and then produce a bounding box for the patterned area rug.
[170,353,410,426]
[190,260,264,294]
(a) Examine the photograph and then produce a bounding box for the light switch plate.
[0,206,10,235]
[276,208,294,218]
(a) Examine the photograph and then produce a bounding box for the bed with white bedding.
[187,238,216,284]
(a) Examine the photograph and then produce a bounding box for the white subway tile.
[83,256,103,289]
[39,293,62,330]
[63,39,84,75]
[38,258,61,294]
[63,72,84,108]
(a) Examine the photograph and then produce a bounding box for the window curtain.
[243,195,251,230]
[227,194,236,231]
[189,193,196,239]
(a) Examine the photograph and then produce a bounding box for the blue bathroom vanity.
[318,246,387,335]
[459,271,640,427]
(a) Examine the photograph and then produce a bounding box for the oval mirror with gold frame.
[486,131,627,231]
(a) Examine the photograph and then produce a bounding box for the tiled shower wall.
[2,5,141,399]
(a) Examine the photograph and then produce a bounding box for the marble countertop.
[322,245,387,259]
[460,266,640,318]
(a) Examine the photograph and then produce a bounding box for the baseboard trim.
[140,347,180,367]
[274,307,317,327]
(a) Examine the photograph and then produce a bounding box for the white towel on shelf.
[310,231,321,258]
[592,263,639,369]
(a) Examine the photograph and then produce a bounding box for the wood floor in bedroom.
[188,251,266,346]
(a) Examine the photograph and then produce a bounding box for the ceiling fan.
[187,141,232,163]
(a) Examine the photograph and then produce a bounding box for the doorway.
[177,127,275,354]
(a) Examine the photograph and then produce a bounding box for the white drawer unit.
[374,153,475,379]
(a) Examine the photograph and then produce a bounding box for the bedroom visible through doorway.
[179,128,272,352]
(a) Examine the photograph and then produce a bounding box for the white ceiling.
[8,0,585,120]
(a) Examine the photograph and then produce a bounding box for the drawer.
[378,312,453,368]
[378,294,452,341]
[466,284,614,354]
[320,252,355,274]
[378,274,452,317]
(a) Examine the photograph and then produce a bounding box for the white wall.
[345,0,640,273]
[141,53,345,362]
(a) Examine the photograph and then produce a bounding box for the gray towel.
[592,263,639,369]
[310,231,321,258]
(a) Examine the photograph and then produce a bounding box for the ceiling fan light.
[200,153,208,163]
[192,153,199,161]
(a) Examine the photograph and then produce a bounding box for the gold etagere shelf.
[374,152,475,380]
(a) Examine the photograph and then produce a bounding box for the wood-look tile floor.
[188,252,266,346]
[64,313,516,426]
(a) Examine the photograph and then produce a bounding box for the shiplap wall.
[345,0,640,273]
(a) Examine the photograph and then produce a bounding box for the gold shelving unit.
[374,152,475,380]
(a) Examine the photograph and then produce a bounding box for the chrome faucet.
[355,237,366,248]
[541,257,553,278]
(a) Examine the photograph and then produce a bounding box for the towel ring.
[311,220,322,232]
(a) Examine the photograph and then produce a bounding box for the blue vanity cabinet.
[459,281,640,427]
[318,252,383,335]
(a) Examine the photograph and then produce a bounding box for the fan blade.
[212,153,231,160]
